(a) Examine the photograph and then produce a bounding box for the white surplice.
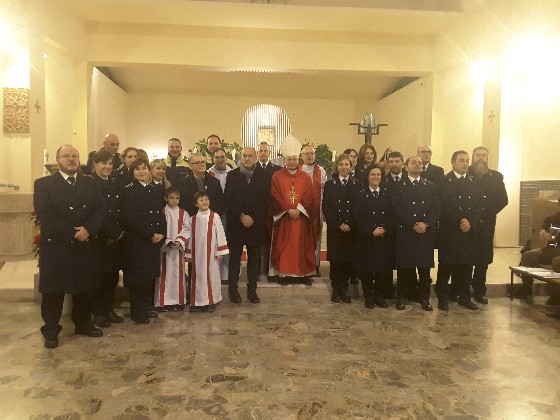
[155,205,191,307]
[187,209,229,306]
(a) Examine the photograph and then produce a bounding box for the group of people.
[34,131,509,349]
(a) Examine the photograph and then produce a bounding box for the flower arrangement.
[30,211,40,259]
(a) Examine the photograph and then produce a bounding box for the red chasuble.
[269,167,316,277]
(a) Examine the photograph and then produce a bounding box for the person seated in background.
[514,197,560,303]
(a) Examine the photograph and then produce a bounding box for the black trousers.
[436,263,472,303]
[40,292,93,338]
[358,271,392,299]
[330,262,352,293]
[229,243,260,294]
[92,271,119,317]
[396,267,431,301]
[471,264,488,296]
[129,280,155,321]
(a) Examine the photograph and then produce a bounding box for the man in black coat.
[256,142,281,280]
[177,153,224,217]
[417,145,444,183]
[34,145,107,348]
[382,151,405,186]
[435,150,483,312]
[84,133,121,176]
[391,155,441,311]
[224,147,270,304]
[468,146,508,303]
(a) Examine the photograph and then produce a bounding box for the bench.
[509,266,560,300]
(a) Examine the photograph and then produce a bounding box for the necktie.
[262,163,266,170]
[342,178,347,187]
[422,165,426,172]
[373,191,379,198]
[413,179,419,186]
[67,176,75,186]
[394,176,399,182]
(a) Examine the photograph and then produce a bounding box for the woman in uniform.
[121,158,166,324]
[352,164,395,309]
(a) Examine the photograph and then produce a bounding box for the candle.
[43,149,48,164]
[193,146,198,153]
[332,150,336,162]
[231,149,236,160]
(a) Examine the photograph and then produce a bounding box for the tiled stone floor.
[0,287,559,419]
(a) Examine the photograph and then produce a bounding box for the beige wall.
[88,68,128,152]
[375,78,429,163]
[127,93,360,158]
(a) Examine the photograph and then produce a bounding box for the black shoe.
[421,300,433,312]
[75,326,103,337]
[229,290,242,303]
[364,298,375,309]
[340,291,351,303]
[508,286,532,299]
[189,306,205,312]
[221,279,229,285]
[302,277,313,286]
[92,315,111,328]
[312,269,321,278]
[459,300,478,310]
[205,304,217,313]
[247,292,260,304]
[331,292,341,303]
[44,337,59,348]
[146,311,159,319]
[396,301,406,311]
[108,311,124,323]
[438,301,449,311]
[132,317,150,324]
[474,295,488,305]
[373,295,388,308]
[279,277,290,286]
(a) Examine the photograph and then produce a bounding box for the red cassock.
[269,168,317,277]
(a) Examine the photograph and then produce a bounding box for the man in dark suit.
[391,155,441,311]
[34,144,107,348]
[224,147,270,304]
[417,145,444,183]
[468,146,508,303]
[256,142,281,280]
[84,133,121,176]
[435,150,483,312]
[177,153,224,217]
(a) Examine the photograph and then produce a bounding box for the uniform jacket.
[352,186,395,273]
[436,172,483,265]
[467,167,508,264]
[391,177,441,268]
[34,172,106,294]
[92,173,124,273]
[121,179,167,283]
[322,175,361,263]
[224,167,270,247]
[177,171,224,217]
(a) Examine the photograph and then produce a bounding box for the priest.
[269,134,317,284]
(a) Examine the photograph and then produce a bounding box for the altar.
[0,192,34,257]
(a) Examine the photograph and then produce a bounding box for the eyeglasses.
[190,161,206,165]
[59,154,79,160]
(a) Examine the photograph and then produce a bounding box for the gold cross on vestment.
[288,185,298,205]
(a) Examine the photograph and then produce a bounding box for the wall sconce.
[349,112,388,144]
